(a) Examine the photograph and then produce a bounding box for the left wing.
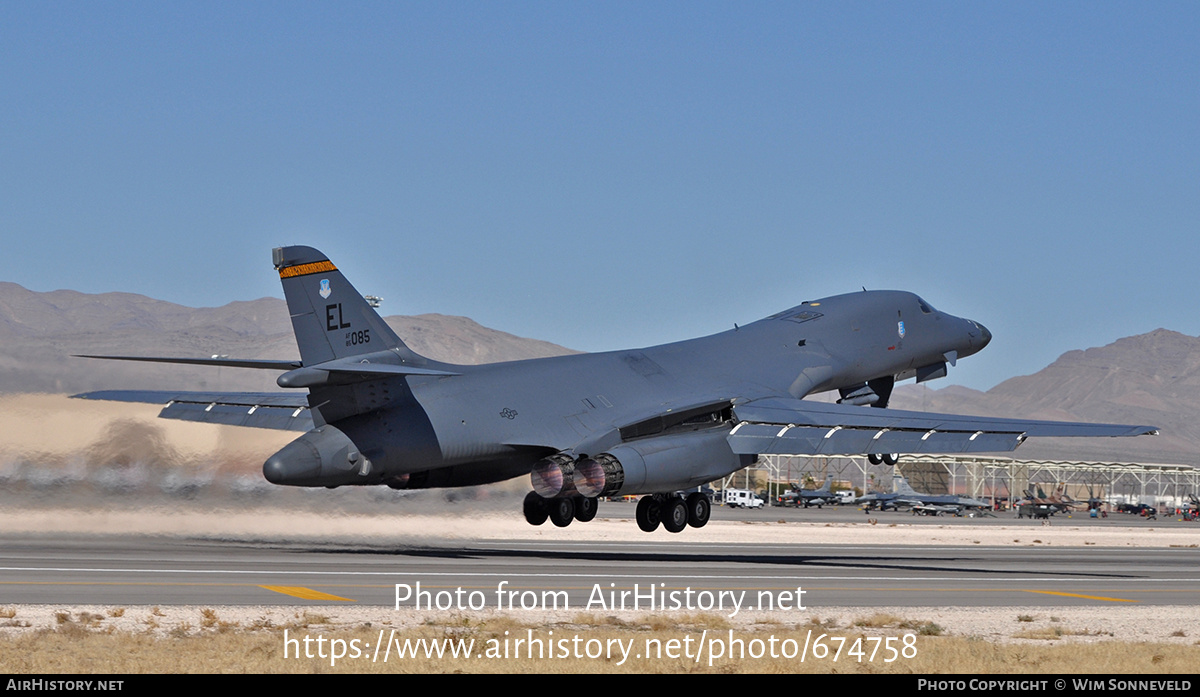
[728,396,1158,456]
[73,391,313,431]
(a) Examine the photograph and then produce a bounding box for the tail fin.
[893,474,917,495]
[273,246,419,366]
[820,474,833,491]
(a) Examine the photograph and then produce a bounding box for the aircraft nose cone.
[977,323,992,349]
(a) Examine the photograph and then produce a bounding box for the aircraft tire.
[574,496,598,523]
[867,453,882,465]
[548,497,575,527]
[635,496,661,533]
[523,491,548,526]
[662,497,688,534]
[882,453,899,466]
[685,492,710,528]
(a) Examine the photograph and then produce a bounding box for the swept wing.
[73,390,313,431]
[727,397,1157,456]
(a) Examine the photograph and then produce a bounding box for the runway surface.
[2,532,1197,610]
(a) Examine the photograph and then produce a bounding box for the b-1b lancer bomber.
[76,246,1158,534]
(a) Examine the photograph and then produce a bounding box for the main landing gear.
[523,491,711,533]
[635,492,710,533]
[523,491,599,528]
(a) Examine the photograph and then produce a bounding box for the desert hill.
[0,282,577,394]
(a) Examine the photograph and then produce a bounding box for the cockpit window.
[917,297,935,314]
[768,308,824,324]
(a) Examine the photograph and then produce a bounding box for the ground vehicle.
[723,489,764,509]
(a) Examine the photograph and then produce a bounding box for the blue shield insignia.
[319,279,331,299]
[897,320,906,339]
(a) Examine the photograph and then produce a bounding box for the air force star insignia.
[319,279,331,299]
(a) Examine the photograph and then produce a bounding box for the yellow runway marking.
[259,585,355,601]
[1023,590,1138,603]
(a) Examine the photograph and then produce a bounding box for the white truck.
[722,489,764,509]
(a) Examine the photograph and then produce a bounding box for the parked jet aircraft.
[857,474,990,513]
[75,246,1158,534]
[1016,485,1080,517]
[774,474,837,507]
[796,474,838,507]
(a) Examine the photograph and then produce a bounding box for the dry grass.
[852,613,937,632]
[2,605,1198,673]
[0,620,1196,673]
[1012,625,1107,640]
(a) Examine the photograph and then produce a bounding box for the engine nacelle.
[580,427,750,498]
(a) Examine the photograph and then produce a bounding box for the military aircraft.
[1016,485,1081,517]
[857,474,990,513]
[774,474,838,507]
[796,474,839,507]
[75,246,1158,534]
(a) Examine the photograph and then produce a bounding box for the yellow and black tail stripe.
[279,260,338,278]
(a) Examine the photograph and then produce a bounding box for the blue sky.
[3,2,1197,390]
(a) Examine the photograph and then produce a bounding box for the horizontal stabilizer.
[72,391,312,431]
[74,355,301,371]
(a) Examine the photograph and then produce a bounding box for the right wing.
[72,391,313,431]
[727,396,1158,456]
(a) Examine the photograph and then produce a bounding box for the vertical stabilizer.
[894,474,917,495]
[273,246,418,366]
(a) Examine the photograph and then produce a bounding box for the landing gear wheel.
[662,497,688,533]
[636,496,662,533]
[882,453,899,466]
[686,492,711,528]
[574,496,598,523]
[548,497,575,527]
[867,453,882,465]
[523,491,548,526]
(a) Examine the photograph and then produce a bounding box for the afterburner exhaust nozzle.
[530,454,578,498]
